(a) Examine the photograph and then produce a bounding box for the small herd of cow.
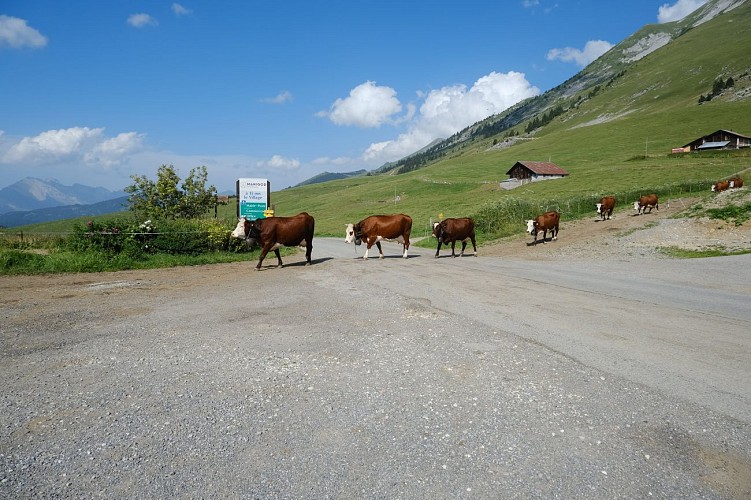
[232,175,744,269]
[712,176,744,192]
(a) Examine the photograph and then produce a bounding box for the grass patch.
[658,246,751,258]
[0,248,262,275]
[704,202,751,226]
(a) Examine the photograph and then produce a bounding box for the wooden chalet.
[505,161,569,184]
[681,129,751,152]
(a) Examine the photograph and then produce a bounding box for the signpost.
[236,178,271,219]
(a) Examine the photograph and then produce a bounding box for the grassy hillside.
[6,1,750,244]
[269,1,751,237]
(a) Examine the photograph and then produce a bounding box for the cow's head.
[526,219,536,235]
[231,217,261,247]
[711,184,717,192]
[595,203,603,214]
[432,222,444,240]
[633,201,641,211]
[344,223,362,245]
[231,217,248,239]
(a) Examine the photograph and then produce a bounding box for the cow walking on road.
[345,214,412,260]
[526,211,560,245]
[596,196,616,220]
[712,180,730,192]
[432,217,477,258]
[633,194,659,215]
[232,212,315,270]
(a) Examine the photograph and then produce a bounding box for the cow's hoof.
[434,255,439,259]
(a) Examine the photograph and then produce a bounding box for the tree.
[125,165,218,220]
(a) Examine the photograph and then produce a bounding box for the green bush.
[65,217,247,256]
[67,218,142,255]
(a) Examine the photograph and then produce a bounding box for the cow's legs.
[305,238,313,265]
[376,241,384,259]
[402,235,410,259]
[459,240,467,257]
[451,241,458,258]
[435,240,442,258]
[274,248,283,267]
[256,245,271,270]
[470,235,478,256]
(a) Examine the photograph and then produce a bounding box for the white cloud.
[84,132,145,166]
[261,91,293,104]
[0,15,48,49]
[1,127,143,167]
[127,13,158,28]
[522,0,540,7]
[546,40,614,66]
[362,71,540,163]
[257,155,301,171]
[172,3,193,16]
[657,0,709,23]
[319,81,402,128]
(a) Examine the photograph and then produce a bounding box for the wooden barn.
[681,129,751,152]
[504,161,569,186]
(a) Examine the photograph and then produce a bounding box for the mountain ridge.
[0,177,126,214]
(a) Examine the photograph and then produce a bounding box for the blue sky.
[1,0,709,193]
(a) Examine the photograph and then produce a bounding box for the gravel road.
[2,221,750,498]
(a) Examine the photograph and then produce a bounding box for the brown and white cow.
[344,214,412,259]
[526,211,560,244]
[729,177,744,189]
[432,217,477,258]
[633,194,659,215]
[595,196,616,220]
[712,180,730,192]
[231,212,315,270]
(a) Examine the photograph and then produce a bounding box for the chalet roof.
[506,161,569,176]
[715,129,751,139]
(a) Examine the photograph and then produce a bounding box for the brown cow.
[231,212,315,270]
[729,177,744,189]
[432,217,477,258]
[526,211,560,244]
[595,196,616,220]
[345,214,412,259]
[633,194,659,215]
[712,180,730,192]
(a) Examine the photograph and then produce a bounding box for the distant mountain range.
[0,196,130,228]
[292,169,369,187]
[0,178,128,228]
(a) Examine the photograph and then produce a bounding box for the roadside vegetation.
[1,166,259,275]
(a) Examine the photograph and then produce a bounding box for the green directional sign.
[236,178,270,219]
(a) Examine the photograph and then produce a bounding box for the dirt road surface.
[2,199,750,498]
